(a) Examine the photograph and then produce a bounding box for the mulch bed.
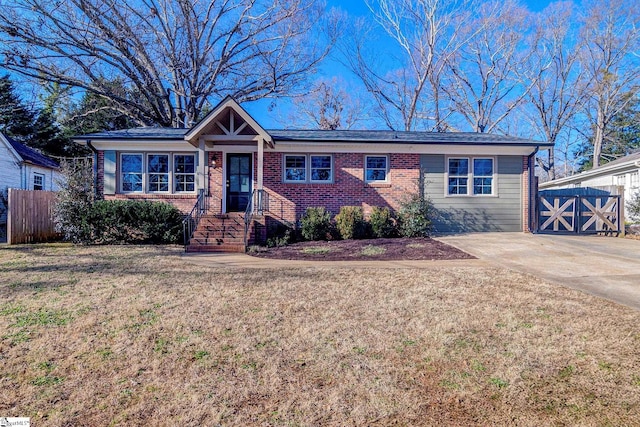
[249,237,475,261]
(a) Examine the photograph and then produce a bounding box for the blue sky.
[245,0,558,129]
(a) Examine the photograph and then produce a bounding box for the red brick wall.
[262,152,421,223]
[208,151,224,214]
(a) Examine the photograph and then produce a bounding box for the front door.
[226,153,252,212]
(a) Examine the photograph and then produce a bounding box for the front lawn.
[0,244,639,425]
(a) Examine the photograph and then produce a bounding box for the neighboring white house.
[0,132,61,230]
[0,132,61,192]
[539,151,640,217]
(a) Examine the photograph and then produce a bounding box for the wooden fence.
[7,189,60,244]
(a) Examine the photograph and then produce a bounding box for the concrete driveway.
[437,233,640,310]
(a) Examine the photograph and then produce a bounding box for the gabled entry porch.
[182,96,272,252]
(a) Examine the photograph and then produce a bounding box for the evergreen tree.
[0,74,36,140]
[575,94,640,171]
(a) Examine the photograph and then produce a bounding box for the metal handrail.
[243,189,265,248]
[183,189,209,249]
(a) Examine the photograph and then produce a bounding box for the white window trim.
[364,155,390,184]
[120,153,144,193]
[147,153,171,193]
[283,154,334,184]
[119,152,197,194]
[173,153,197,193]
[445,156,497,197]
[33,172,45,191]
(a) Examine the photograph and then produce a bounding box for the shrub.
[300,207,332,241]
[628,190,640,223]
[90,200,183,244]
[53,160,95,244]
[397,194,433,237]
[335,206,367,239]
[266,221,296,247]
[369,206,396,238]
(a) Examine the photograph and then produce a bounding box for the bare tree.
[579,0,640,168]
[282,77,370,130]
[339,0,478,131]
[442,0,534,134]
[0,0,337,128]
[523,1,587,180]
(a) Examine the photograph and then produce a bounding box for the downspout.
[86,140,98,199]
[529,147,540,233]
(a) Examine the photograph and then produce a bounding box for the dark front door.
[226,153,252,212]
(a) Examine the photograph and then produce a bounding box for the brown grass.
[1,244,639,425]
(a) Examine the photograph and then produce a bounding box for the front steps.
[186,213,253,253]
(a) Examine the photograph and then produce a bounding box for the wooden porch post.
[197,137,207,194]
[257,137,264,191]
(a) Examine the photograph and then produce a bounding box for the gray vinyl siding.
[421,154,523,232]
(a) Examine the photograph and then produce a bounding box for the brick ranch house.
[75,97,552,251]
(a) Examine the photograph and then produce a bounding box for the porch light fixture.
[211,155,217,169]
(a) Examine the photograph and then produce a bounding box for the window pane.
[366,156,387,169]
[448,177,468,195]
[285,168,306,181]
[174,155,196,192]
[366,169,386,181]
[311,156,331,168]
[473,177,492,195]
[240,157,250,174]
[366,156,387,182]
[33,174,44,190]
[285,156,306,168]
[123,173,143,192]
[174,155,195,173]
[148,155,168,173]
[122,154,142,173]
[449,158,469,176]
[148,154,169,192]
[122,154,143,192]
[310,155,331,181]
[285,156,306,181]
[473,158,493,176]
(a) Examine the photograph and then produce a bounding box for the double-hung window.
[448,158,469,195]
[33,173,45,191]
[365,155,389,183]
[310,155,332,182]
[284,155,307,182]
[174,154,196,192]
[147,154,169,192]
[121,154,143,192]
[447,157,494,196]
[284,154,332,183]
[120,153,196,193]
[473,158,494,195]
